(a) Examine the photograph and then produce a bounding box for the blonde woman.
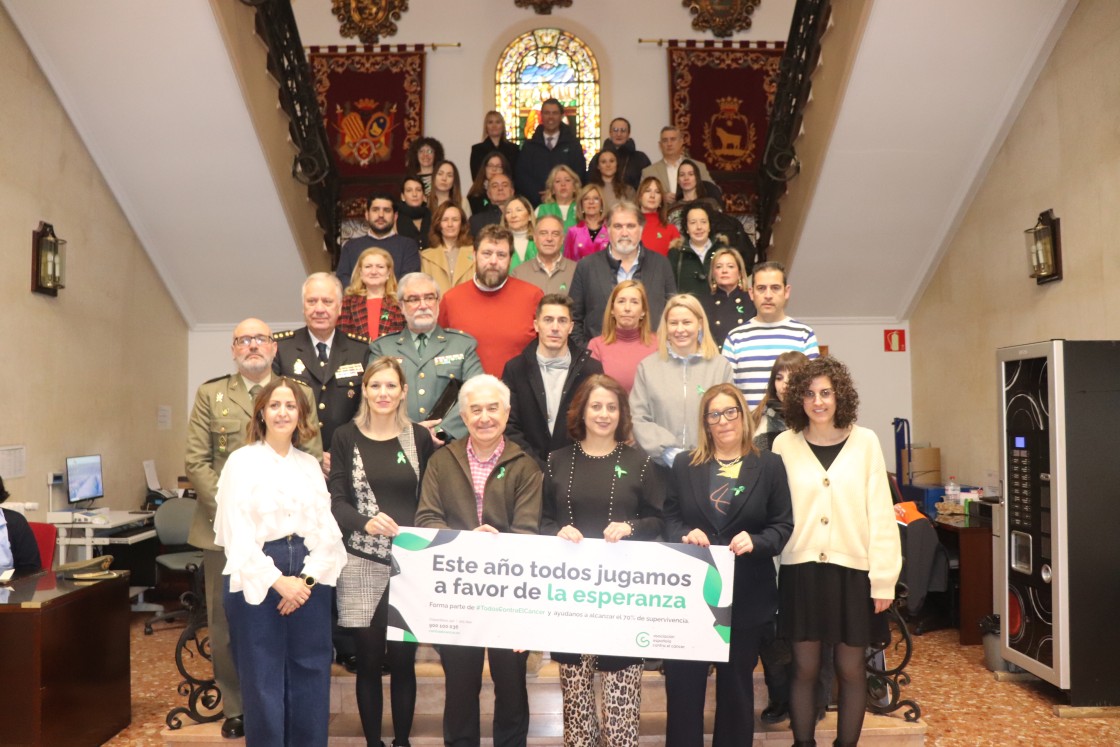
[469,110,519,180]
[698,247,754,349]
[329,357,436,747]
[536,164,582,234]
[421,203,475,293]
[562,184,610,261]
[631,294,733,467]
[586,280,658,394]
[338,247,406,341]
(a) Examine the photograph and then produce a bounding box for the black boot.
[792,741,816,747]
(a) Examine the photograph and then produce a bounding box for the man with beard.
[368,272,484,443]
[335,192,421,286]
[185,318,323,739]
[568,201,677,348]
[438,224,544,376]
[587,117,652,190]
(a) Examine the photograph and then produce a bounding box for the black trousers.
[664,621,771,747]
[437,645,529,747]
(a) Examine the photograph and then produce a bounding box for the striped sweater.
[721,318,820,406]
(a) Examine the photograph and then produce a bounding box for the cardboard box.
[900,446,941,486]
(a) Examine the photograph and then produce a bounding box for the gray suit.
[568,246,677,349]
[368,326,485,440]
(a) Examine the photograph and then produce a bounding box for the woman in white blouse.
[215,377,347,747]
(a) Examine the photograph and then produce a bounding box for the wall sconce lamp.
[31,221,66,296]
[1024,209,1062,285]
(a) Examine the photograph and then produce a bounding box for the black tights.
[352,591,417,747]
[790,640,865,746]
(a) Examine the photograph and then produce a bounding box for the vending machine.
[998,340,1120,706]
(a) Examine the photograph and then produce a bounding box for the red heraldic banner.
[667,41,784,216]
[308,45,425,217]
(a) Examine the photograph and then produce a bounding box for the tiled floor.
[108,613,1119,746]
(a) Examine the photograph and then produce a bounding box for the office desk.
[49,510,156,564]
[935,516,993,645]
[0,572,131,746]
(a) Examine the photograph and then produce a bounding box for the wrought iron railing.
[755,0,832,256]
[241,0,341,265]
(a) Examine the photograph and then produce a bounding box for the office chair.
[144,497,204,635]
[28,522,57,571]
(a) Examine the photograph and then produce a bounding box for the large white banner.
[386,528,736,662]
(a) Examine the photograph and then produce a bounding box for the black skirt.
[778,562,889,647]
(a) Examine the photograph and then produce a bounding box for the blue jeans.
[224,535,332,747]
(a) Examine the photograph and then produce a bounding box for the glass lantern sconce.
[1024,209,1062,285]
[31,221,66,296]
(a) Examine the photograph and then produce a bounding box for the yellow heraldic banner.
[387,528,736,662]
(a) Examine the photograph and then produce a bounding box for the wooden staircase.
[162,646,926,746]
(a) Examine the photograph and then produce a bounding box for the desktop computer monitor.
[66,454,105,504]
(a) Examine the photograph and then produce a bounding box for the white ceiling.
[2,0,310,327]
[3,0,1078,326]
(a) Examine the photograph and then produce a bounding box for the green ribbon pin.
[734,486,745,496]
[614,465,628,479]
[736,304,744,314]
[497,467,507,480]
[381,311,390,321]
[697,385,705,395]
[396,451,406,464]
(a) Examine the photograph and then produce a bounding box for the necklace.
[714,454,742,468]
[567,443,622,527]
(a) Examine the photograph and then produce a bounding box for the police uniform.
[272,327,370,450]
[368,325,484,440]
[185,372,323,720]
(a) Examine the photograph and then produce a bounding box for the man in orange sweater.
[438,224,544,376]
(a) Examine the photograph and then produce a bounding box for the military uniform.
[185,372,323,719]
[272,327,370,450]
[368,325,484,440]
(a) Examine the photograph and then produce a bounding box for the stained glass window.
[496,28,600,161]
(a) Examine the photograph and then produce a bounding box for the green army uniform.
[272,327,370,450]
[184,372,323,718]
[368,325,484,440]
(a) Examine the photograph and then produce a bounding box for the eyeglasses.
[401,293,439,306]
[803,388,835,402]
[705,406,742,424]
[233,335,272,348]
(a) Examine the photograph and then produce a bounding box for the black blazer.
[469,138,520,181]
[502,341,603,467]
[663,449,793,629]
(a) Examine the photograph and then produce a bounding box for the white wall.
[802,319,913,471]
[187,322,303,411]
[291,0,797,174]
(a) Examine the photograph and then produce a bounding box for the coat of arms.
[702,96,756,171]
[332,98,398,167]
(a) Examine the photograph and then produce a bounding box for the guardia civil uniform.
[272,327,370,450]
[368,325,484,440]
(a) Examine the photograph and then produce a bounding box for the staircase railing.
[241,0,341,265]
[755,0,831,257]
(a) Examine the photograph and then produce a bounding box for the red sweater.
[438,278,544,376]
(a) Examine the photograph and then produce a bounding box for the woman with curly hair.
[338,247,406,341]
[404,137,445,195]
[772,357,901,747]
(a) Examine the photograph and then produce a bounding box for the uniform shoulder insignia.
[203,373,232,385]
[272,329,297,340]
[445,328,469,336]
[344,330,369,343]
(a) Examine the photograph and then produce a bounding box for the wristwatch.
[299,573,317,588]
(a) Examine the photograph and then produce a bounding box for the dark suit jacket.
[501,341,603,467]
[469,138,520,181]
[273,327,371,449]
[469,204,503,237]
[1,508,41,574]
[664,449,793,629]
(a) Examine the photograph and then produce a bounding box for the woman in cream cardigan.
[772,356,901,747]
